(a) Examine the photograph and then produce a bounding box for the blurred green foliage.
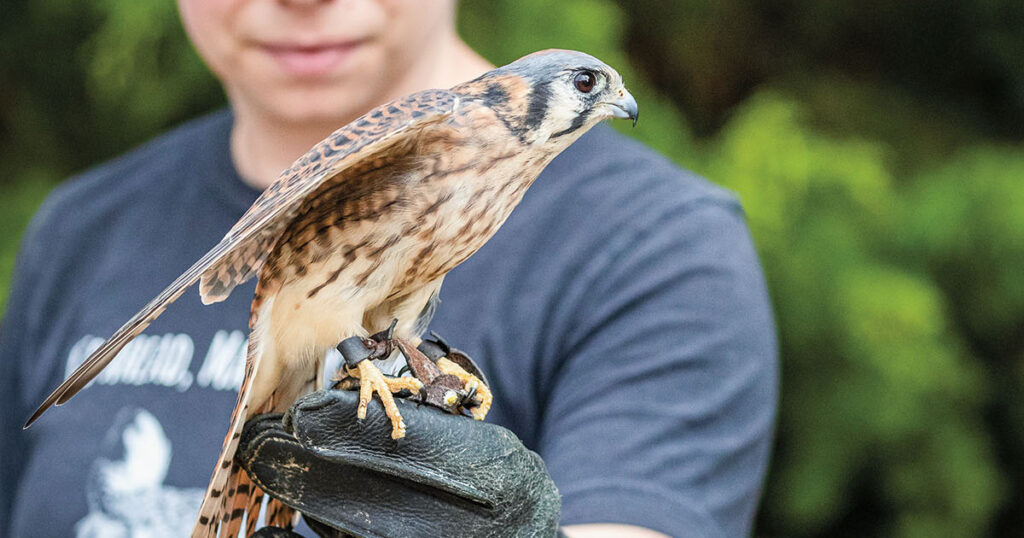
[1,1,1022,536]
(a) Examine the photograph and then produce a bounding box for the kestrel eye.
[574,71,596,93]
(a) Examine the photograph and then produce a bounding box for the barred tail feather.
[267,500,298,529]
[244,486,265,537]
[193,306,270,538]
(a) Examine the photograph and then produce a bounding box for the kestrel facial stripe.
[524,79,554,131]
[551,107,593,139]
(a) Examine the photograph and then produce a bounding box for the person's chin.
[255,85,377,128]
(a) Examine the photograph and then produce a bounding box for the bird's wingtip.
[25,387,67,428]
[24,408,44,429]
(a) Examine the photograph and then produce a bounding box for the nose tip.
[611,91,639,126]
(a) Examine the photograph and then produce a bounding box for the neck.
[230,38,492,190]
[229,113,334,188]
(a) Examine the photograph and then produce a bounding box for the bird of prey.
[25,49,638,537]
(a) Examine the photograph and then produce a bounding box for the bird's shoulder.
[197,91,462,303]
[229,90,460,233]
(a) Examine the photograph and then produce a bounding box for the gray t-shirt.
[0,111,776,537]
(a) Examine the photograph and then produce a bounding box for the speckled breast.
[388,145,552,294]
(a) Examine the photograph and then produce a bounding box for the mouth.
[257,39,368,78]
[605,91,639,127]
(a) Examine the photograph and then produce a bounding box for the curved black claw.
[460,385,482,413]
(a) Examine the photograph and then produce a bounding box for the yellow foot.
[437,358,493,421]
[348,361,423,439]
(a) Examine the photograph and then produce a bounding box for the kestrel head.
[456,49,639,147]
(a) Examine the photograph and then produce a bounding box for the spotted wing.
[24,89,458,428]
[199,89,458,303]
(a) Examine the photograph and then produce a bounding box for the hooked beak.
[607,90,639,127]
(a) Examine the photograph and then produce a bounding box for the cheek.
[376,0,456,55]
[177,0,243,77]
[554,88,588,121]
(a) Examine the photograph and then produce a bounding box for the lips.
[258,40,366,77]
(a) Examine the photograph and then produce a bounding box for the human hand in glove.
[237,388,564,538]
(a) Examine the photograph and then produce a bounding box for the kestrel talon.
[24,49,638,537]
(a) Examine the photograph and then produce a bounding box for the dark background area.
[2,1,1022,536]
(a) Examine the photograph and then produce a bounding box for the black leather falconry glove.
[236,389,563,538]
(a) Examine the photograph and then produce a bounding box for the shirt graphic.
[75,407,204,537]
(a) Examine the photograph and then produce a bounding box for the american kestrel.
[26,49,638,537]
